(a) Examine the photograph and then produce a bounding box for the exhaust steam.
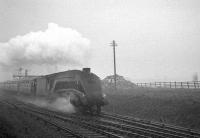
[19,96,76,114]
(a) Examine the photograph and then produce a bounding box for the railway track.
[100,112,200,138]
[0,100,110,138]
[3,99,144,138]
[1,98,200,138]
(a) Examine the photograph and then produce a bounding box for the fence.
[136,81,200,89]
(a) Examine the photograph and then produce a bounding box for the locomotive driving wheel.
[88,105,101,115]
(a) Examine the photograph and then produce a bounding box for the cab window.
[55,81,85,93]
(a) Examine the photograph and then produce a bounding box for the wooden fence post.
[175,81,176,88]
[187,82,189,88]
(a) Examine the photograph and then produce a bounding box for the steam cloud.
[0,23,90,71]
[19,96,76,113]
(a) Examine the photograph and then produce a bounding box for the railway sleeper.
[103,112,200,137]
[101,114,196,138]
[97,118,186,138]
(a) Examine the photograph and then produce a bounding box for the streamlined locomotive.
[0,68,108,114]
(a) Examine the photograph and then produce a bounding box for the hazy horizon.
[0,0,200,82]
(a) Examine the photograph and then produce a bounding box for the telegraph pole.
[110,40,117,90]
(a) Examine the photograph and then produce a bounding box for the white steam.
[19,96,76,113]
[52,97,75,112]
[0,23,90,71]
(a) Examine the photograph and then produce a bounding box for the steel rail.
[64,113,186,138]
[2,98,200,138]
[104,111,200,134]
[8,100,195,138]
[9,101,172,138]
[101,112,200,138]
[0,100,85,138]
[2,100,123,138]
[19,104,144,138]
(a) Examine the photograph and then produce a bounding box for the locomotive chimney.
[82,68,90,74]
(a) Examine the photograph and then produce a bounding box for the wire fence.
[136,81,200,89]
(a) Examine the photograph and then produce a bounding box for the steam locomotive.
[0,68,108,114]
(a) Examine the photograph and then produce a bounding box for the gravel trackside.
[0,94,71,138]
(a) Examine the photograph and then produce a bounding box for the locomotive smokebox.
[82,68,90,74]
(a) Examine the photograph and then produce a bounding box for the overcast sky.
[0,0,200,82]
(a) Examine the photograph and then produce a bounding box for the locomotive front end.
[52,68,108,114]
[82,68,108,114]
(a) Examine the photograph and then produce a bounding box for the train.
[0,68,108,114]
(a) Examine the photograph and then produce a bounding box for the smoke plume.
[0,23,90,71]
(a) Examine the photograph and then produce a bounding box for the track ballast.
[1,98,200,138]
